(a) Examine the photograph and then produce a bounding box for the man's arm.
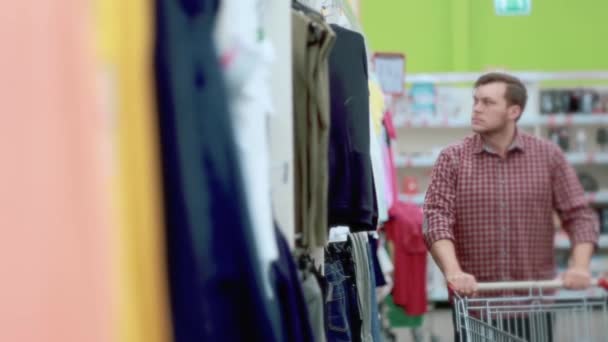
[423,149,477,295]
[551,148,600,289]
[430,239,462,276]
[563,242,595,289]
[570,242,595,270]
[429,239,478,295]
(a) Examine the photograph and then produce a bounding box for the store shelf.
[393,115,468,128]
[566,152,608,165]
[396,152,608,169]
[394,113,608,129]
[405,71,608,84]
[586,190,608,205]
[535,113,608,127]
[398,193,426,205]
[555,234,608,250]
[394,154,437,168]
[394,115,536,129]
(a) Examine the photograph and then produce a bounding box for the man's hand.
[446,271,478,297]
[562,267,592,290]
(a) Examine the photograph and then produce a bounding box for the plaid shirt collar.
[473,129,525,155]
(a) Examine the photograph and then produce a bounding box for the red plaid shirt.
[423,130,599,283]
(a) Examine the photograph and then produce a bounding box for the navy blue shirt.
[328,24,376,231]
[155,0,277,340]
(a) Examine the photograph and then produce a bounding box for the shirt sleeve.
[551,148,599,246]
[423,148,458,249]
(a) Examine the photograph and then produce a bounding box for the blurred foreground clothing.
[0,1,113,341]
[154,0,277,340]
[96,0,173,340]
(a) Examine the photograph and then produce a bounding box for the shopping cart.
[454,278,608,342]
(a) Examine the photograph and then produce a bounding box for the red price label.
[405,157,413,168]
[547,116,557,128]
[586,152,596,164]
[565,115,573,126]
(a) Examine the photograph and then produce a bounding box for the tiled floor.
[392,308,454,342]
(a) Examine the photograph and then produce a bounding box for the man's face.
[471,82,519,134]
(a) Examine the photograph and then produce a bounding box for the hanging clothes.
[215,0,280,299]
[292,7,336,247]
[299,265,326,342]
[154,0,276,340]
[382,111,400,209]
[325,242,362,342]
[0,1,113,341]
[96,0,173,340]
[369,79,389,224]
[327,24,375,231]
[349,233,381,342]
[383,201,428,316]
[272,226,316,342]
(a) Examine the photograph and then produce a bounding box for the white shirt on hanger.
[215,0,279,300]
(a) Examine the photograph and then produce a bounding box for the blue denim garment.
[272,227,315,342]
[368,236,386,287]
[325,260,352,342]
[325,242,362,342]
[366,243,382,342]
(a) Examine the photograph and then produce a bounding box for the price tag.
[372,53,405,95]
[565,115,574,126]
[586,152,596,164]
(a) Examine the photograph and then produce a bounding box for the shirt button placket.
[498,158,508,281]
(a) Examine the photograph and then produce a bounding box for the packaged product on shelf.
[597,127,608,152]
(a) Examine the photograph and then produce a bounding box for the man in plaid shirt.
[423,73,599,338]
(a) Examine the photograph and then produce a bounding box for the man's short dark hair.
[475,72,528,114]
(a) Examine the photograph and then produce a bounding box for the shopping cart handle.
[476,278,608,291]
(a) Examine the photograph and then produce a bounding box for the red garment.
[384,201,427,316]
[424,131,599,285]
[383,111,399,205]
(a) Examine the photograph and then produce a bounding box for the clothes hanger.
[291,0,315,15]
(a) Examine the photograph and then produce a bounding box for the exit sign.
[495,0,531,16]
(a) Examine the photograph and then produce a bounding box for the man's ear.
[508,105,522,121]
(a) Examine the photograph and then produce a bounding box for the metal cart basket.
[454,279,608,342]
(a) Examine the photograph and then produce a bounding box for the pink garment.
[382,111,399,207]
[382,133,395,209]
[0,2,113,341]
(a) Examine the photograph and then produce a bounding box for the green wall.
[361,0,608,73]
